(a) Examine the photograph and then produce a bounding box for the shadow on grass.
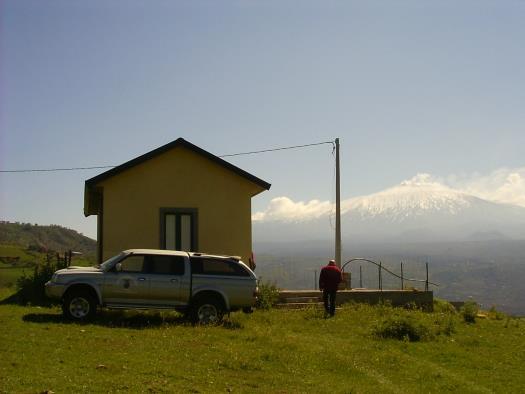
[0,292,22,305]
[0,289,55,307]
[23,310,186,328]
[22,309,243,330]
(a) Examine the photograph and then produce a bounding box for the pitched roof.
[85,138,271,190]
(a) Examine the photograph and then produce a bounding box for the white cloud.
[448,167,525,207]
[400,173,439,186]
[252,196,333,222]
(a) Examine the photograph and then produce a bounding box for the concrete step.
[278,289,434,311]
[274,302,344,311]
[280,296,321,303]
[274,302,324,309]
[279,290,322,298]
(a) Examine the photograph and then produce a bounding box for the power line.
[0,140,335,173]
[219,140,334,158]
[0,165,116,173]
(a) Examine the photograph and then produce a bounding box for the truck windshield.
[98,253,126,271]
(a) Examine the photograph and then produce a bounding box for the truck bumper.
[44,281,66,300]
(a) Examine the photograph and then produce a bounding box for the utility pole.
[335,138,342,268]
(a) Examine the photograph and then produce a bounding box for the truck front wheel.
[191,297,224,324]
[62,290,97,321]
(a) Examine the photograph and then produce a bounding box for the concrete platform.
[277,289,433,311]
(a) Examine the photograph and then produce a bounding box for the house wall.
[97,146,263,264]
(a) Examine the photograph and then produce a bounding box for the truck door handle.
[138,277,146,281]
[170,279,178,283]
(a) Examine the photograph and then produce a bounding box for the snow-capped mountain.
[342,174,474,220]
[253,174,525,243]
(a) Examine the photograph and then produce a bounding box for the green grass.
[0,244,34,258]
[68,257,96,267]
[0,267,27,288]
[0,243,95,267]
[0,244,40,265]
[1,290,524,393]
[0,242,95,290]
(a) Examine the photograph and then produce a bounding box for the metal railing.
[341,258,439,291]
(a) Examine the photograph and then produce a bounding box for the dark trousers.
[323,290,337,316]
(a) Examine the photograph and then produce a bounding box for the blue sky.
[1,0,524,238]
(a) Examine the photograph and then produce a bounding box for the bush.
[16,255,67,305]
[374,305,458,341]
[433,298,457,314]
[374,312,432,342]
[255,282,280,310]
[488,306,506,320]
[461,300,479,323]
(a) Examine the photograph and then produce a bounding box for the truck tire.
[191,296,224,324]
[62,289,97,321]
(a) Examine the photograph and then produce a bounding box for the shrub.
[374,305,458,341]
[403,301,418,310]
[16,255,67,306]
[255,282,280,310]
[461,300,479,323]
[488,306,506,320]
[433,298,457,314]
[374,311,432,342]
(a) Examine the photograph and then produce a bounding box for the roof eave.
[85,138,271,191]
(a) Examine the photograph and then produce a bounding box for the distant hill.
[0,221,96,256]
[254,239,525,315]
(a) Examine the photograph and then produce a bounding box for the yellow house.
[84,138,271,267]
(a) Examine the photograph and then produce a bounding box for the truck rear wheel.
[63,290,97,321]
[191,297,224,324]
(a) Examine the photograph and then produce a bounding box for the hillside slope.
[0,297,523,393]
[0,222,96,256]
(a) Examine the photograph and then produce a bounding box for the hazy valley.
[253,176,525,315]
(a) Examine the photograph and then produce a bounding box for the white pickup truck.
[45,249,258,323]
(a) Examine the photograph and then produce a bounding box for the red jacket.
[319,264,343,291]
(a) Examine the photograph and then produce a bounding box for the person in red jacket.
[319,259,343,317]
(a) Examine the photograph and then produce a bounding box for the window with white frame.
[160,208,197,252]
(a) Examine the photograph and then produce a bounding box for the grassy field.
[0,244,95,266]
[0,244,41,289]
[0,243,94,290]
[0,245,39,263]
[0,287,524,393]
[0,267,27,288]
